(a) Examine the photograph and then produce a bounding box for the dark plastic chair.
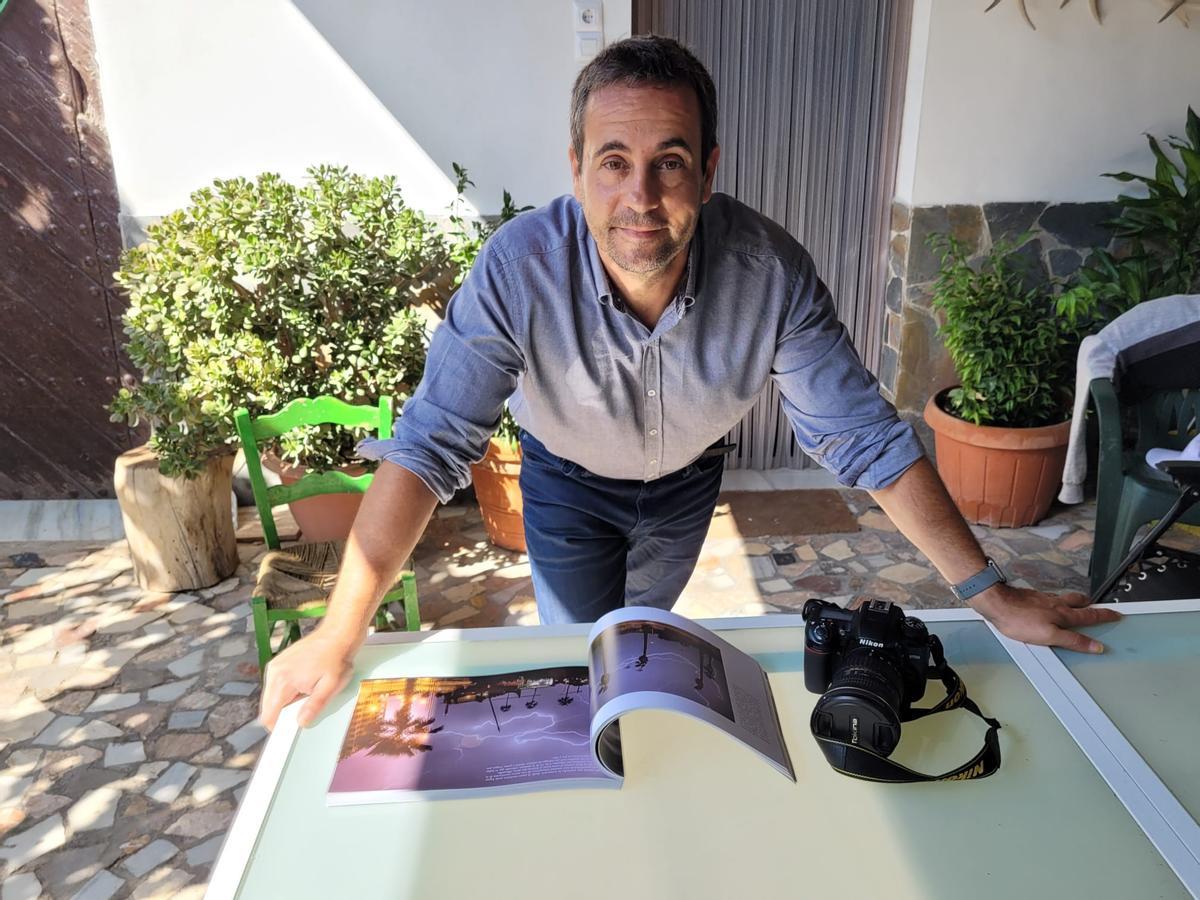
[1088,378,1200,594]
[234,396,420,671]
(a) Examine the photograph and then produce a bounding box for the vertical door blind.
[635,0,911,468]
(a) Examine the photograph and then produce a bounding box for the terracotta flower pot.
[923,389,1071,528]
[469,438,526,552]
[262,453,367,542]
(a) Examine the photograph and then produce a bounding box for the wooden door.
[0,0,132,498]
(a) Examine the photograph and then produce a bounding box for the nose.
[625,165,661,214]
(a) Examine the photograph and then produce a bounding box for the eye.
[601,158,628,171]
[658,157,686,171]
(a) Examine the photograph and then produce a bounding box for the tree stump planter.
[469,439,526,552]
[114,445,238,591]
[924,389,1071,528]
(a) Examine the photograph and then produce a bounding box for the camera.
[803,598,933,757]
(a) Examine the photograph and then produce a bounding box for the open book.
[327,607,794,804]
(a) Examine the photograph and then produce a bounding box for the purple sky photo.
[594,624,734,721]
[330,674,610,794]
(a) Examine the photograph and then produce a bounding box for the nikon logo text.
[859,639,884,648]
[941,761,985,781]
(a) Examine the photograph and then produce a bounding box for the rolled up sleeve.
[357,239,524,503]
[771,253,924,491]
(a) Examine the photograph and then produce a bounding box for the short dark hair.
[570,36,718,172]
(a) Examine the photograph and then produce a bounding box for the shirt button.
[649,459,657,465]
[649,429,658,436]
[647,389,657,397]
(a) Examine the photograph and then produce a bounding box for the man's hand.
[970,583,1121,653]
[255,463,440,733]
[259,629,358,731]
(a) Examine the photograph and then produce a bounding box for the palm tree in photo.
[367,697,444,757]
[635,625,650,669]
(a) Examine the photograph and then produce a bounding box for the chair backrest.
[234,396,393,549]
[1134,390,1200,458]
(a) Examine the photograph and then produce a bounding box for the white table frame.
[987,598,1200,896]
[206,602,1200,900]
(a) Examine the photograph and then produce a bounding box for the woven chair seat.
[255,541,346,611]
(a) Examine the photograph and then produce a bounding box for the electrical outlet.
[573,1,604,31]
[572,0,604,61]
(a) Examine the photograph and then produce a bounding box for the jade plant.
[111,164,531,478]
[928,233,1096,428]
[110,166,447,477]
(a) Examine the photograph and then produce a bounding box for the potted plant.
[922,233,1095,527]
[1071,106,1200,318]
[109,166,439,554]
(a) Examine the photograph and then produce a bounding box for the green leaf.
[1179,147,1200,184]
[1148,135,1183,193]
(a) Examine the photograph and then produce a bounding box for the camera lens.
[810,647,904,756]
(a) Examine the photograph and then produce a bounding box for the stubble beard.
[603,214,696,276]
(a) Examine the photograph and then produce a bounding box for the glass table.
[207,608,1195,899]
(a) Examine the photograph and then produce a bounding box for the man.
[259,36,1118,731]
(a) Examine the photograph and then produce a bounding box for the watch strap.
[951,558,1007,602]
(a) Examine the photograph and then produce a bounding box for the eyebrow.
[593,137,694,159]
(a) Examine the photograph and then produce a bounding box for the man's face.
[570,83,719,278]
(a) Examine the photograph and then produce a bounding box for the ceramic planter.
[261,453,367,542]
[923,389,1071,527]
[469,438,526,552]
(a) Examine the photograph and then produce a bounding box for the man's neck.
[604,252,688,331]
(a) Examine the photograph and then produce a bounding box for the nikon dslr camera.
[803,598,933,757]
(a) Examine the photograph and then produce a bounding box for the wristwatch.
[951,558,1007,602]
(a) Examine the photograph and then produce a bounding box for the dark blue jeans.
[518,431,725,625]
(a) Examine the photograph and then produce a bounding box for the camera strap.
[812,636,1002,783]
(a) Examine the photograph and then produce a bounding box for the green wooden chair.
[234,396,420,671]
[1088,377,1200,595]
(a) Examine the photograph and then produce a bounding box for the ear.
[700,145,721,202]
[569,144,583,201]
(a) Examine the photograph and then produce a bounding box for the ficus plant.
[110,164,527,477]
[928,233,1096,429]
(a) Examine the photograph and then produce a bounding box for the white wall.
[897,0,1200,204]
[89,0,631,220]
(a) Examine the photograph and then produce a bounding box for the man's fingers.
[1059,604,1122,627]
[1058,591,1093,608]
[1049,625,1104,655]
[259,669,308,733]
[298,667,351,728]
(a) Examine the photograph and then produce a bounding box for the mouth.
[616,226,665,239]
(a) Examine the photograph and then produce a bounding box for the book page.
[587,607,795,781]
[327,666,618,804]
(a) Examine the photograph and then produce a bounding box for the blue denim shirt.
[359,193,923,502]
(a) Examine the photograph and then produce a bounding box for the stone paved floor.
[2,489,1196,898]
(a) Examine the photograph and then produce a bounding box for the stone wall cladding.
[881,200,1120,452]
